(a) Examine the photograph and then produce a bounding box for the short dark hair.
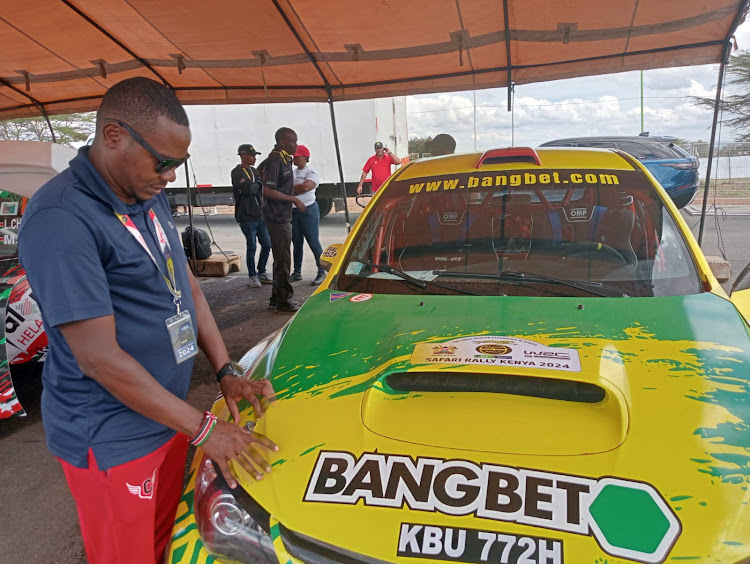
[96,77,189,135]
[275,127,295,143]
[431,133,456,155]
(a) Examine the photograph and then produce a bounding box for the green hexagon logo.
[587,478,681,563]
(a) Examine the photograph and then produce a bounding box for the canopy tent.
[0,0,746,118]
[0,0,747,239]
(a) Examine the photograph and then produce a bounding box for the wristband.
[190,411,218,447]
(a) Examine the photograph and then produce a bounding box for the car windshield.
[334,166,703,298]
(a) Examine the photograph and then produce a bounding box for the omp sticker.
[411,336,581,372]
[304,451,680,564]
[438,210,465,225]
[329,292,352,302]
[564,207,591,222]
[350,293,373,303]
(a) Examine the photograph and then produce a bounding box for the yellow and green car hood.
[170,289,750,564]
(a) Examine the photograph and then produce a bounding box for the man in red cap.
[357,141,402,195]
[291,145,326,285]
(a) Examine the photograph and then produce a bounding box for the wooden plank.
[189,252,241,277]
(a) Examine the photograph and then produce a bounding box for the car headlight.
[194,455,277,564]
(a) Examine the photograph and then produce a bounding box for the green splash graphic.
[260,291,750,486]
[300,443,326,456]
[685,346,750,482]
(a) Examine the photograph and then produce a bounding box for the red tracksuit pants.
[58,433,188,564]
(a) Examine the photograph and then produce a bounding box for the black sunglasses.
[105,119,189,174]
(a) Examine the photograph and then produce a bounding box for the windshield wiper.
[435,270,628,297]
[361,262,478,295]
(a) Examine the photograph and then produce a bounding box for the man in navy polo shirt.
[19,77,277,564]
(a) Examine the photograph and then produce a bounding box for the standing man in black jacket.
[231,144,272,288]
[261,128,305,314]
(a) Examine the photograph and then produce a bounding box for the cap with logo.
[294,145,311,158]
[238,144,261,156]
[374,142,384,149]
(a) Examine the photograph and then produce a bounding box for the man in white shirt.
[290,145,326,285]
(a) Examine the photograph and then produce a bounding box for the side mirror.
[731,262,750,295]
[320,244,343,272]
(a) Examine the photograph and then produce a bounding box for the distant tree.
[0,113,95,147]
[409,136,433,155]
[692,50,750,142]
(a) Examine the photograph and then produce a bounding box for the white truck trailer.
[168,97,408,217]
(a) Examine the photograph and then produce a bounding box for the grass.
[694,178,750,203]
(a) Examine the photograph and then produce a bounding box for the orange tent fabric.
[0,0,746,118]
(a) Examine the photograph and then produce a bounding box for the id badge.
[165,310,198,364]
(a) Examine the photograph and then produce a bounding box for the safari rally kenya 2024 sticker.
[411,336,581,373]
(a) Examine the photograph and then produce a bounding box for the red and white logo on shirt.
[126,468,156,500]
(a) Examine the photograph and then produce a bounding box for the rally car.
[0,140,74,419]
[0,196,47,419]
[168,147,750,564]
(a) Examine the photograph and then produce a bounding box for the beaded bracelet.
[190,411,218,447]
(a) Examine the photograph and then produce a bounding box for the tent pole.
[183,162,196,275]
[41,110,57,143]
[697,41,731,246]
[270,0,350,230]
[502,0,513,111]
[327,92,351,232]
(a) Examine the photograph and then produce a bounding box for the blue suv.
[540,135,700,208]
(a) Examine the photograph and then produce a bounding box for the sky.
[405,20,750,152]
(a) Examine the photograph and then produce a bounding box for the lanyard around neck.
[242,167,256,182]
[115,209,183,312]
[274,149,292,163]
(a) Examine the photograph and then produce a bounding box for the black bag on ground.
[181,226,212,260]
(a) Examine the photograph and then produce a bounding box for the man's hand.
[293,197,306,212]
[203,376,278,488]
[220,376,275,424]
[357,184,363,194]
[201,419,278,488]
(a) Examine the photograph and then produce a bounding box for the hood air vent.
[386,372,605,403]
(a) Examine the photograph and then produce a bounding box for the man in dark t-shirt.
[261,127,306,313]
